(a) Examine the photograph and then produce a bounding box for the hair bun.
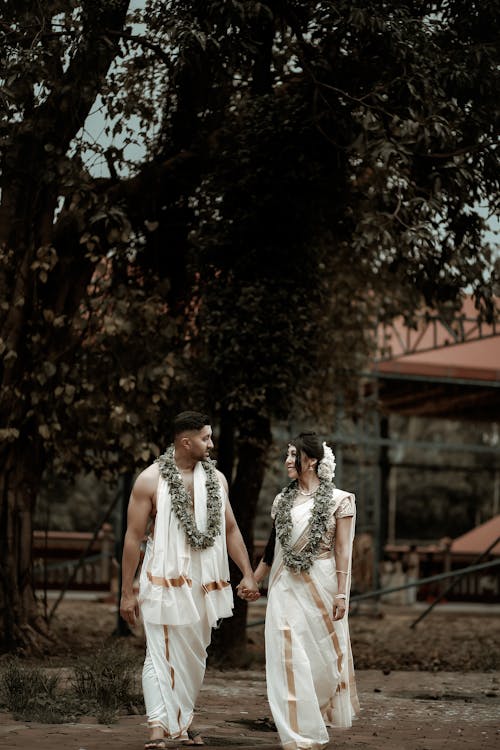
[317,442,336,481]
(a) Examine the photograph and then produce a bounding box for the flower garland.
[274,478,335,573]
[318,442,336,481]
[156,445,222,550]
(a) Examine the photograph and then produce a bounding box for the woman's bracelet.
[335,593,347,600]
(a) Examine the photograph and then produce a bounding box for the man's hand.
[120,592,140,626]
[236,574,261,602]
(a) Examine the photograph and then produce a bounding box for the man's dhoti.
[141,545,211,739]
[139,464,233,738]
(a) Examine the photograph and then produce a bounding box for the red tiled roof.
[374,297,500,383]
[451,515,500,556]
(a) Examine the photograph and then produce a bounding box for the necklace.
[298,485,319,496]
[156,445,222,549]
[274,478,335,573]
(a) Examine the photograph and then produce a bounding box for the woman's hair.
[290,431,324,474]
[173,410,210,437]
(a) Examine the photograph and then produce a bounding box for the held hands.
[236,574,261,602]
[120,592,140,626]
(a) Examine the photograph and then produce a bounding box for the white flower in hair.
[317,442,336,481]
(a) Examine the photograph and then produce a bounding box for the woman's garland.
[156,445,222,550]
[274,479,334,573]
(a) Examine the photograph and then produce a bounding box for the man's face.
[187,425,214,460]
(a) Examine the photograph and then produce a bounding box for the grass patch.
[0,645,144,724]
[72,646,143,724]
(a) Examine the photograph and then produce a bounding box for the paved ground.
[1,668,499,750]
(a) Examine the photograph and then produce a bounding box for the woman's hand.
[333,594,347,621]
[236,574,261,601]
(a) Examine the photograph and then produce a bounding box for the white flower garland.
[318,442,336,481]
[156,444,222,549]
[274,478,335,573]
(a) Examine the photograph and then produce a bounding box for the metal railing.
[246,557,500,629]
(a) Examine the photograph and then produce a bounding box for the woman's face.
[285,445,298,479]
[285,444,311,479]
[285,443,318,479]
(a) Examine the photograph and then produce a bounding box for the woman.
[254,432,359,749]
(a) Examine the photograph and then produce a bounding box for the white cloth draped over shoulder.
[139,460,234,628]
[266,487,359,750]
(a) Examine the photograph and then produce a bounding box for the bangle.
[335,593,346,600]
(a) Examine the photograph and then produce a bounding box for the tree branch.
[31,2,130,151]
[105,28,172,66]
[422,141,496,159]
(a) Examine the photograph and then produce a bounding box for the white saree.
[265,489,359,750]
[139,461,234,739]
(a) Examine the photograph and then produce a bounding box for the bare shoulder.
[215,468,229,494]
[133,462,159,498]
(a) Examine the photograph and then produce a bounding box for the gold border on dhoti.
[147,719,167,729]
[149,715,192,740]
[163,625,175,690]
[202,579,231,593]
[147,571,193,588]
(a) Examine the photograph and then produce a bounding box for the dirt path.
[1,668,499,750]
[2,599,499,749]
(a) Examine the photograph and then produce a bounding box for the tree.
[183,0,499,658]
[0,0,143,651]
[1,0,498,654]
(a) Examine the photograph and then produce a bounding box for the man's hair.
[173,411,210,437]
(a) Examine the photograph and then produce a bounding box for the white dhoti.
[139,459,234,739]
[142,545,212,738]
[266,492,359,750]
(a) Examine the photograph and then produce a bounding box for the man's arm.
[119,465,157,625]
[218,470,260,601]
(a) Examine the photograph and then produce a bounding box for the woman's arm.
[254,524,276,583]
[333,515,353,621]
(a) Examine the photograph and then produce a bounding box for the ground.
[1,598,499,749]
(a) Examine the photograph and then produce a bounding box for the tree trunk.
[0,439,50,653]
[209,413,272,666]
[216,407,235,480]
[0,2,130,653]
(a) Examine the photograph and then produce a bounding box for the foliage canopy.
[0,0,498,651]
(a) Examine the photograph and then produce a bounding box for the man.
[120,411,260,750]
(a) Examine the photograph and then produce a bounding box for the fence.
[33,529,500,604]
[33,525,115,592]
